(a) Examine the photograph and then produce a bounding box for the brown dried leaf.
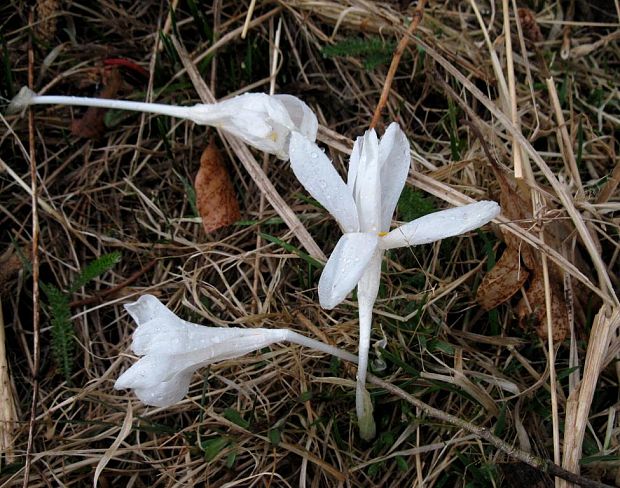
[0,245,28,296]
[195,141,241,233]
[70,67,122,139]
[35,0,60,42]
[476,247,530,310]
[517,270,569,342]
[482,152,571,340]
[517,8,544,44]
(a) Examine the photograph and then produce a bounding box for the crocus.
[114,294,357,407]
[9,87,317,159]
[288,123,500,439]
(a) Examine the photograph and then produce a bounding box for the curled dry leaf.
[475,143,569,341]
[195,141,241,233]
[517,271,569,342]
[517,8,544,44]
[70,67,122,139]
[477,247,529,311]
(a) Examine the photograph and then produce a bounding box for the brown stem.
[23,9,39,488]
[369,0,426,129]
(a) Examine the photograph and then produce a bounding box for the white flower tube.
[289,122,500,439]
[8,87,317,160]
[114,295,357,407]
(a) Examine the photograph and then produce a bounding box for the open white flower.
[115,295,357,407]
[289,123,500,439]
[9,87,317,159]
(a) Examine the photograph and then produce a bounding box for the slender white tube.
[285,330,358,364]
[28,95,198,121]
[354,252,382,438]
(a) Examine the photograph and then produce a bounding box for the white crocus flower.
[9,87,317,159]
[114,295,357,407]
[289,123,500,439]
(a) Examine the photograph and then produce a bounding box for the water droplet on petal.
[311,152,318,159]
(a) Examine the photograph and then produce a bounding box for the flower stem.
[354,252,382,439]
[28,94,197,120]
[285,330,358,364]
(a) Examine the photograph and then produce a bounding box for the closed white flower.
[115,295,356,407]
[9,87,317,159]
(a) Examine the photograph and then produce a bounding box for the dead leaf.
[70,67,122,139]
[477,247,530,310]
[517,269,569,342]
[517,8,544,44]
[195,141,241,233]
[472,132,569,341]
[35,0,60,42]
[0,245,29,296]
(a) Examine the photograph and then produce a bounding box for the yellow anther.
[378,231,388,237]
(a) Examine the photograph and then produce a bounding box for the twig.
[241,0,257,39]
[540,228,561,479]
[502,0,524,184]
[369,0,426,129]
[367,374,614,488]
[0,297,16,463]
[68,260,157,308]
[23,10,40,487]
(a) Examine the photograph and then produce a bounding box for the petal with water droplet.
[380,201,500,249]
[289,132,359,232]
[378,122,410,232]
[354,130,381,232]
[272,94,318,142]
[318,232,379,309]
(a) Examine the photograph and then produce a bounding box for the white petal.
[318,233,379,309]
[380,201,501,250]
[272,94,318,142]
[132,370,193,407]
[289,132,359,233]
[378,123,410,231]
[115,354,195,407]
[346,135,363,192]
[126,296,290,358]
[126,295,192,355]
[182,328,288,364]
[191,93,294,158]
[353,130,381,232]
[115,355,177,390]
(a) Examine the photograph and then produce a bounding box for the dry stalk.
[23,11,41,487]
[369,0,426,129]
[561,307,618,488]
[0,298,17,463]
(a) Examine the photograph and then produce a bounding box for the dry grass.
[1,0,619,486]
